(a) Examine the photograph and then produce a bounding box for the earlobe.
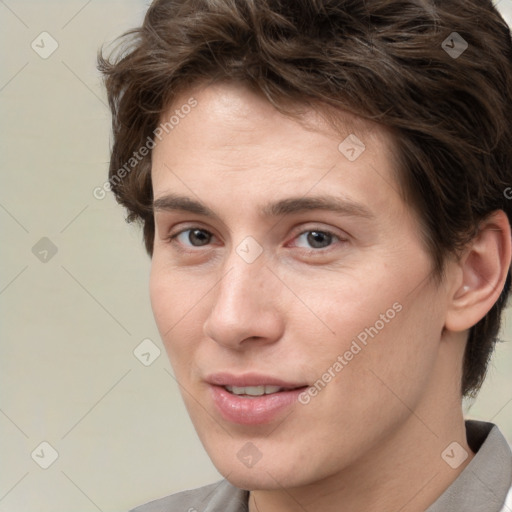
[444,210,511,333]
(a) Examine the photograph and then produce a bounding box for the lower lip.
[209,385,306,425]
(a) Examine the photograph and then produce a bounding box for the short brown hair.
[98,0,512,397]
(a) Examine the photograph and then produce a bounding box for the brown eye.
[170,228,213,247]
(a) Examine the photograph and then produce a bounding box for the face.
[149,81,451,490]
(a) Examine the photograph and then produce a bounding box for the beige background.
[1,1,511,511]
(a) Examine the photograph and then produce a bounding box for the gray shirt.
[131,420,512,512]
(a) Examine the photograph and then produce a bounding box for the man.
[98,0,512,510]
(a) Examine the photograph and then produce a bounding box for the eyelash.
[165,225,345,256]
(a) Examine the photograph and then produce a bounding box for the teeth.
[225,385,283,396]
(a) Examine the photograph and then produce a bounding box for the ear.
[444,210,511,333]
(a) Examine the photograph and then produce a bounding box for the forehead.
[158,80,392,154]
[150,81,405,221]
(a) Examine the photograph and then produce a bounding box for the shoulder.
[129,479,249,512]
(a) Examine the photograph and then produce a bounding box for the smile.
[204,373,308,425]
[224,385,291,396]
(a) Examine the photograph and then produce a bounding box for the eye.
[290,228,344,253]
[166,226,345,255]
[168,227,214,248]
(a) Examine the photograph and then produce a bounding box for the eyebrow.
[152,193,375,221]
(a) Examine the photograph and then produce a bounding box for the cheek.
[149,263,171,335]
[150,257,199,326]
[305,263,443,399]
[294,268,401,360]
[149,259,211,368]
[322,287,443,425]
[149,262,188,353]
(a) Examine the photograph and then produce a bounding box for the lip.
[205,372,307,389]
[206,373,308,425]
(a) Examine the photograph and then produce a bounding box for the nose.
[202,248,285,350]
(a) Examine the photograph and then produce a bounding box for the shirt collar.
[426,420,512,512]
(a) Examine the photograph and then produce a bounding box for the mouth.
[206,373,309,425]
[223,384,306,397]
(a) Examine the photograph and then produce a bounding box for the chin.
[223,469,282,491]
[219,463,307,491]
[203,438,326,491]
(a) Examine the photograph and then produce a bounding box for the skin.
[149,80,511,512]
